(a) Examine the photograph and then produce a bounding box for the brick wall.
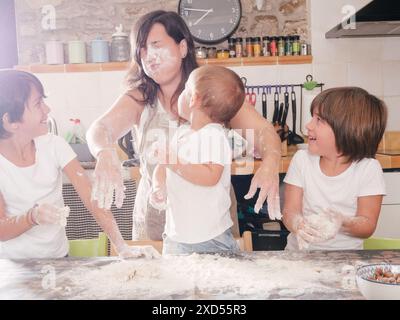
[15,0,308,65]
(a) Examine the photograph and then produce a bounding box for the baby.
[150,65,245,255]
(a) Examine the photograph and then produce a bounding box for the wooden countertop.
[231,146,400,175]
[127,147,400,181]
[1,250,398,300]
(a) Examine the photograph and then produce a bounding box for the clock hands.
[193,8,213,26]
[182,7,212,13]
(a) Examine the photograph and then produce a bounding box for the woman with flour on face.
[87,10,282,241]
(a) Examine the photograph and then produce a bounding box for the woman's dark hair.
[0,69,45,139]
[125,10,198,109]
[310,87,387,162]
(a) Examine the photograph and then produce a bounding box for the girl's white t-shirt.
[165,123,233,244]
[0,134,76,259]
[284,150,386,250]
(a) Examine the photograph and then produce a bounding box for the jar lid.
[262,36,270,40]
[254,37,261,41]
[228,38,236,44]
[112,24,128,37]
[236,37,243,41]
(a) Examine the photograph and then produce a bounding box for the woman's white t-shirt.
[165,123,233,244]
[0,134,76,259]
[284,150,386,250]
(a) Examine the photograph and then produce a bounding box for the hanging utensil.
[246,88,257,106]
[288,89,304,145]
[272,90,279,123]
[262,91,267,119]
[277,102,284,125]
[279,92,290,141]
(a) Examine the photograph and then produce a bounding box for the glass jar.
[292,35,300,56]
[228,38,236,58]
[110,25,130,62]
[207,47,217,59]
[241,38,247,57]
[262,36,270,56]
[270,37,277,56]
[277,36,285,57]
[285,36,293,56]
[301,40,308,55]
[235,37,243,58]
[253,37,262,57]
[195,47,207,59]
[246,37,253,57]
[217,49,230,59]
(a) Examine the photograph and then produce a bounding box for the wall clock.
[178,0,242,44]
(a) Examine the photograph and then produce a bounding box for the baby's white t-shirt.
[284,150,386,250]
[0,134,76,259]
[165,123,233,243]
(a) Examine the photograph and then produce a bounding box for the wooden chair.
[363,237,400,250]
[109,231,253,256]
[68,232,108,257]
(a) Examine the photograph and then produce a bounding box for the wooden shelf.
[15,56,313,73]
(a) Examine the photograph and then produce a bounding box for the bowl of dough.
[356,264,400,300]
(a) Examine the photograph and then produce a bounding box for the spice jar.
[241,38,247,57]
[217,49,230,59]
[262,36,270,56]
[228,38,236,58]
[207,47,217,59]
[253,37,262,57]
[285,36,293,56]
[246,37,253,57]
[270,37,277,56]
[301,40,308,55]
[195,47,207,59]
[277,36,285,56]
[292,35,300,56]
[110,24,130,62]
[235,37,243,58]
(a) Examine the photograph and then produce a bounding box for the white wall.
[35,0,400,137]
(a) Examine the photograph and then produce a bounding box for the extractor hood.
[326,0,400,38]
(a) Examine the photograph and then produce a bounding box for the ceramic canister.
[68,40,86,64]
[45,40,64,65]
[91,38,109,63]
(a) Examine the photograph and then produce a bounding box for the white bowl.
[356,264,400,300]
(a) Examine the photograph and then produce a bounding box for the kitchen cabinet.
[373,171,400,238]
[63,168,136,242]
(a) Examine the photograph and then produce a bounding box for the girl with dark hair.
[0,69,159,259]
[87,11,282,241]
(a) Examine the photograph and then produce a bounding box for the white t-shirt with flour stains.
[284,150,386,250]
[0,134,76,259]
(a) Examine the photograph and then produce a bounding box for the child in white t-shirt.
[0,70,159,259]
[282,87,387,250]
[150,65,245,255]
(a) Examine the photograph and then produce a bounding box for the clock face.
[178,0,242,44]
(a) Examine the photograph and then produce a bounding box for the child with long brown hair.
[282,87,387,250]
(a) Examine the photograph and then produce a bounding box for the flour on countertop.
[55,253,357,299]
